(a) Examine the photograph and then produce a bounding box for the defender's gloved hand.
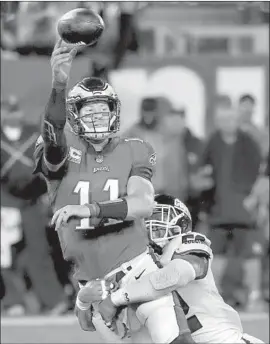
[77,279,111,304]
[98,295,118,325]
[75,304,96,332]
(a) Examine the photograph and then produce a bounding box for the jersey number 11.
[73,179,119,230]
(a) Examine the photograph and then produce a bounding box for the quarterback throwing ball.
[33,40,194,344]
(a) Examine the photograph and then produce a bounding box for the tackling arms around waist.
[110,253,209,306]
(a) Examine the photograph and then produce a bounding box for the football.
[57,8,105,46]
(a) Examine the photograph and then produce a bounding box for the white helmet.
[146,194,192,247]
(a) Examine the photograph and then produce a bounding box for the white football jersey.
[173,232,244,343]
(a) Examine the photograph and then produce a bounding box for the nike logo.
[135,269,146,280]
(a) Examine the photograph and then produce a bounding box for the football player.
[88,195,264,344]
[33,39,194,344]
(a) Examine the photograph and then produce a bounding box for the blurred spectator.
[181,120,206,229]
[197,101,262,309]
[125,97,201,202]
[125,97,177,196]
[244,150,269,302]
[191,95,232,228]
[111,2,141,69]
[190,96,231,227]
[16,2,59,55]
[238,94,269,305]
[90,2,145,80]
[1,96,68,315]
[0,2,19,59]
[238,94,269,158]
[261,153,269,302]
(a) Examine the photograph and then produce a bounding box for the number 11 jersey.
[33,127,156,282]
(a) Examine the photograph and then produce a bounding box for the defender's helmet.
[146,194,192,247]
[67,77,121,141]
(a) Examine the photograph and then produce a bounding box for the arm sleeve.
[33,135,67,180]
[41,88,68,167]
[178,254,210,280]
[127,138,156,181]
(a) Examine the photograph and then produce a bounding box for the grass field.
[1,313,269,343]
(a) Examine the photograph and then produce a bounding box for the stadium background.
[1,1,269,343]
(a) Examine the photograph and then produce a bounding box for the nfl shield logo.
[95,155,104,163]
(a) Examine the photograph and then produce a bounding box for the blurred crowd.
[1,1,269,58]
[1,1,269,317]
[127,94,269,309]
[1,1,142,78]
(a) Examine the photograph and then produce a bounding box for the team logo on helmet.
[149,152,157,166]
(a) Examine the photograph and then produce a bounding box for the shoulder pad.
[175,232,212,258]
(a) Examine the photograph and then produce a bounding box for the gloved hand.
[77,279,111,303]
[98,295,118,332]
[75,304,96,332]
[98,295,118,324]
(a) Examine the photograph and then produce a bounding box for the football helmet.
[67,77,121,141]
[146,194,192,247]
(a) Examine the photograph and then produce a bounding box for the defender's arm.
[109,253,208,306]
[109,234,211,306]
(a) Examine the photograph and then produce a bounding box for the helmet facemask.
[146,201,192,248]
[67,78,121,143]
[68,97,119,142]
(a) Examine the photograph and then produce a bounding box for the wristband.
[84,202,100,218]
[76,296,91,311]
[97,198,128,220]
[110,289,128,307]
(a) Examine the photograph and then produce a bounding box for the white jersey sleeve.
[175,232,213,259]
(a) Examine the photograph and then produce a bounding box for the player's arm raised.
[41,39,77,172]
